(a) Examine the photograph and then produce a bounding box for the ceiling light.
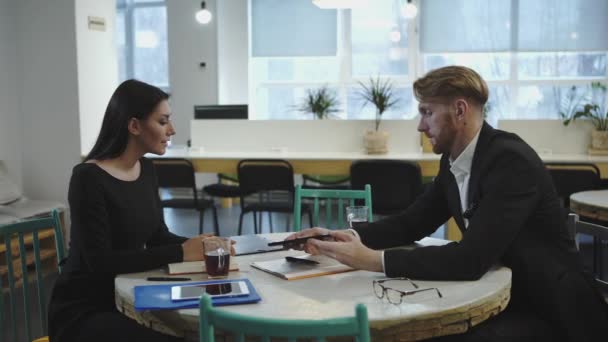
[195,1,212,24]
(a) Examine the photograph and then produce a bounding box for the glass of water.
[346,206,369,228]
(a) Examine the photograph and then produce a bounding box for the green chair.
[0,209,65,342]
[293,184,373,231]
[199,295,371,342]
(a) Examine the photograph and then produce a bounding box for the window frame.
[249,0,608,120]
[117,0,170,92]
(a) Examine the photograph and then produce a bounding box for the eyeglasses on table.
[373,277,443,305]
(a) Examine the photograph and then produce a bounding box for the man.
[290,66,608,341]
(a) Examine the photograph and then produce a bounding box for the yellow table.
[155,148,608,241]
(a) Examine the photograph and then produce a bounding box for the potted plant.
[560,82,608,152]
[358,77,399,154]
[297,86,340,120]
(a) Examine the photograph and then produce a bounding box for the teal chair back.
[0,209,65,342]
[293,184,373,231]
[199,295,371,342]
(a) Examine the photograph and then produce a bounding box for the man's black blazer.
[355,122,608,340]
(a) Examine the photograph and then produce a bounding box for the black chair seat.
[161,198,215,210]
[203,183,242,197]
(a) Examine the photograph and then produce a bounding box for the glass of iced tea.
[203,237,231,279]
[346,206,369,229]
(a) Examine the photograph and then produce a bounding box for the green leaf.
[297,85,340,119]
[357,76,399,131]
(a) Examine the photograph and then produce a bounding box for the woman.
[49,79,221,341]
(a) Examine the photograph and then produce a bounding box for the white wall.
[17,0,81,202]
[167,0,219,145]
[497,119,594,154]
[191,120,422,153]
[217,0,248,105]
[0,0,22,187]
[76,0,119,155]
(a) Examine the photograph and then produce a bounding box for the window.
[250,0,413,120]
[116,0,170,90]
[250,0,608,121]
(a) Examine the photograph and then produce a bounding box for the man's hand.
[308,230,383,272]
[285,227,339,253]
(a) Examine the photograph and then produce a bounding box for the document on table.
[251,254,353,280]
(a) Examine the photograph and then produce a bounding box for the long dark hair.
[85,79,169,161]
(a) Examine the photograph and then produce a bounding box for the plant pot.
[591,129,608,150]
[364,130,389,154]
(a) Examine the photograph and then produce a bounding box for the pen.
[146,277,192,281]
[285,256,319,265]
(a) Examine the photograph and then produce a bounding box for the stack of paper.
[251,254,353,280]
[167,260,239,275]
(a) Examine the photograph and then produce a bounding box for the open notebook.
[251,254,353,280]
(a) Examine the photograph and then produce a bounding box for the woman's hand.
[182,234,237,262]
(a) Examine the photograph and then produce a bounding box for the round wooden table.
[570,190,608,221]
[115,235,511,341]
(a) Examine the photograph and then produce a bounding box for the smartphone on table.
[171,280,249,301]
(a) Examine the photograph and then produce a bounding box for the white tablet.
[171,280,249,301]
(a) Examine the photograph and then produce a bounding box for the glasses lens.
[386,288,403,304]
[373,282,385,298]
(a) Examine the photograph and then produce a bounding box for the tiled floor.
[164,201,446,239]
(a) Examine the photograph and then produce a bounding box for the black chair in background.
[195,104,246,217]
[568,213,608,298]
[237,159,310,235]
[152,158,219,236]
[203,173,242,202]
[350,160,423,216]
[545,163,601,209]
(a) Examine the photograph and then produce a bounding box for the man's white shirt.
[374,127,482,274]
[449,128,481,228]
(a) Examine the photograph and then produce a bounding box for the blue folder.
[134,278,261,311]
